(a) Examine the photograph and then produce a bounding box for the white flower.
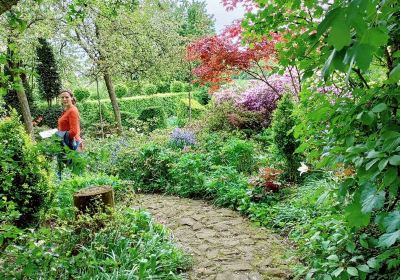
[297,162,309,175]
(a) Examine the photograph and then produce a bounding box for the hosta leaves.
[378,230,400,248]
[361,184,385,213]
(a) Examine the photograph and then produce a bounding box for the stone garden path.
[133,194,297,280]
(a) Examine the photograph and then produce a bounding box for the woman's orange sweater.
[58,106,81,141]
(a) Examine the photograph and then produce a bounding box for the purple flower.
[170,128,196,148]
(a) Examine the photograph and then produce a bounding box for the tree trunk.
[15,79,33,138]
[103,71,122,134]
[0,0,19,15]
[73,186,115,215]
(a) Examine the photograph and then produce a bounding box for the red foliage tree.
[186,21,281,92]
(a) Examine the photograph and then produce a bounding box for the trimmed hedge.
[177,98,206,125]
[138,106,167,131]
[77,93,187,126]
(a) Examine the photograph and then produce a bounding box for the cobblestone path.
[133,194,297,280]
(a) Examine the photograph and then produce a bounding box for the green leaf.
[361,184,385,213]
[361,27,389,48]
[332,267,344,277]
[365,158,379,170]
[388,155,400,165]
[367,258,378,269]
[378,159,389,171]
[322,49,336,80]
[383,211,400,232]
[372,103,387,113]
[388,63,400,83]
[360,111,375,125]
[357,264,370,273]
[378,230,400,248]
[327,11,351,51]
[327,254,339,262]
[317,8,341,36]
[354,44,373,71]
[323,275,333,280]
[383,167,398,186]
[345,195,371,228]
[347,267,358,277]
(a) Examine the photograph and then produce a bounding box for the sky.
[203,0,246,33]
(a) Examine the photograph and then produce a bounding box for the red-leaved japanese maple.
[186,21,282,92]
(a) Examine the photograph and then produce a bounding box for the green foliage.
[138,106,167,131]
[73,88,91,102]
[168,153,209,198]
[115,84,128,98]
[193,87,210,105]
[142,83,158,95]
[220,138,256,174]
[36,38,61,105]
[177,97,205,125]
[0,208,190,279]
[156,81,170,93]
[32,105,63,128]
[77,93,186,129]
[0,112,52,227]
[118,144,175,192]
[271,93,302,182]
[170,80,184,92]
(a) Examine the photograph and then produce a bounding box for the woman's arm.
[68,108,80,140]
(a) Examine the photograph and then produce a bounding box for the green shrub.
[138,106,167,131]
[0,113,52,227]
[142,83,158,95]
[183,83,192,92]
[168,153,209,198]
[33,105,63,128]
[220,138,256,174]
[118,144,175,192]
[193,87,210,105]
[126,81,142,96]
[170,81,184,93]
[115,84,128,98]
[177,98,205,126]
[157,81,170,93]
[271,93,301,182]
[74,89,91,102]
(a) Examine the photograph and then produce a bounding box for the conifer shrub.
[138,106,167,131]
[271,93,302,182]
[220,138,256,174]
[115,84,128,98]
[142,83,158,95]
[170,81,184,93]
[0,113,52,227]
[74,89,91,102]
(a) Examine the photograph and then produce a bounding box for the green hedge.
[177,98,206,126]
[77,93,187,126]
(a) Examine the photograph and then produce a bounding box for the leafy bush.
[118,144,175,192]
[168,153,209,198]
[115,84,128,98]
[32,105,63,128]
[138,106,167,131]
[183,83,192,92]
[220,138,256,174]
[74,89,91,102]
[177,98,206,126]
[0,113,52,227]
[170,81,184,92]
[157,81,170,93]
[193,87,211,105]
[169,128,196,149]
[205,166,250,212]
[0,208,190,279]
[271,93,302,182]
[142,83,158,95]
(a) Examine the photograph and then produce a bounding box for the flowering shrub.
[169,128,196,149]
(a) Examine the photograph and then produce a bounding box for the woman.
[57,89,82,151]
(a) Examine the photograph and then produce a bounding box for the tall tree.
[36,37,62,107]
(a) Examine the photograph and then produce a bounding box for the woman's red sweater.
[58,106,81,141]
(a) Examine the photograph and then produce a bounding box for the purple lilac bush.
[170,128,196,149]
